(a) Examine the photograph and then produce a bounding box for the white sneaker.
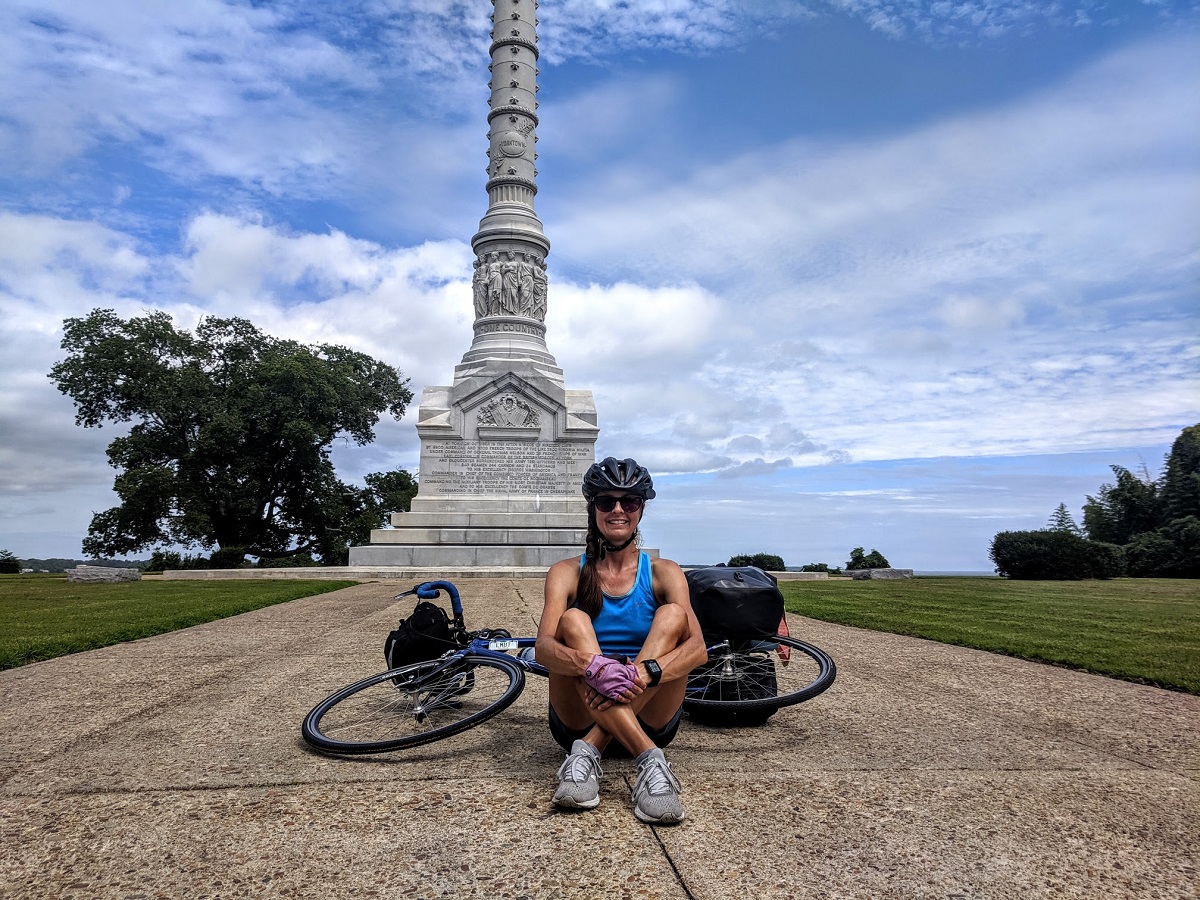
[553,740,602,810]
[632,748,684,824]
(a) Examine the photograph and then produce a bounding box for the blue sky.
[1,0,1197,569]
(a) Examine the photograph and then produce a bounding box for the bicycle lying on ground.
[302,580,836,756]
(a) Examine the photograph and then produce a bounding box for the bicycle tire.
[302,654,525,755]
[684,634,836,727]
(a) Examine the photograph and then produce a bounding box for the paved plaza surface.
[1,579,1196,898]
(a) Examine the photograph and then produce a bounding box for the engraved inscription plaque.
[420,440,593,495]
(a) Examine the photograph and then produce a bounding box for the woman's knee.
[556,606,596,644]
[650,602,688,638]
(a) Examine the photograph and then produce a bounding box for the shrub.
[728,553,785,571]
[799,562,842,574]
[1125,517,1200,578]
[209,547,250,569]
[990,530,1125,580]
[146,550,212,572]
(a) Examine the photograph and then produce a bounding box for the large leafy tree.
[1161,425,1200,522]
[846,547,890,570]
[1081,465,1161,545]
[50,309,413,563]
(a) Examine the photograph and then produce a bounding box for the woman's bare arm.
[534,557,593,676]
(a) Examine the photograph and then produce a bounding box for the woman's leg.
[549,605,691,756]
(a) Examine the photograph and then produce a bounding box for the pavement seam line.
[622,773,698,900]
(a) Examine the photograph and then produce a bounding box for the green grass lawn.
[0,575,357,669]
[783,577,1200,693]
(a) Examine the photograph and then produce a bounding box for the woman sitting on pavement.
[535,457,708,824]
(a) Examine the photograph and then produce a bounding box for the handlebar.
[395,580,464,618]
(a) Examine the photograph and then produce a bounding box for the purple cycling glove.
[583,654,639,700]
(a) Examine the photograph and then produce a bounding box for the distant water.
[915,571,997,577]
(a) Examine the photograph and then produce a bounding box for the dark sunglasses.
[593,495,644,513]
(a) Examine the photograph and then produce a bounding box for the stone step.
[367,527,585,545]
[389,511,584,529]
[348,544,590,568]
[408,496,587,515]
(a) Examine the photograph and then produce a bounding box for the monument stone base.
[350,495,587,567]
[348,361,600,568]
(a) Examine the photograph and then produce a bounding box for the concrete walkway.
[1,580,1196,899]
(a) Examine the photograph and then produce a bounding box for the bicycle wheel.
[302,654,525,755]
[684,634,836,727]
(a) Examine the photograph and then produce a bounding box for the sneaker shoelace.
[638,758,680,796]
[558,752,600,783]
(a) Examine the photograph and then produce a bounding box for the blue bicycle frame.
[402,579,734,694]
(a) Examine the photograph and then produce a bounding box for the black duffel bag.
[686,566,784,643]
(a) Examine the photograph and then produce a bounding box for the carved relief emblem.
[478,393,540,428]
[497,131,526,156]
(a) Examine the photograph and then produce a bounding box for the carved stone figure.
[473,250,547,321]
[486,251,503,315]
[518,252,536,316]
[501,250,520,314]
[472,257,488,318]
[531,256,548,321]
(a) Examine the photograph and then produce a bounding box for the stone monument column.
[349,0,599,568]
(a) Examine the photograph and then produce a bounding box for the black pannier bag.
[685,566,784,727]
[384,601,454,670]
[686,566,784,643]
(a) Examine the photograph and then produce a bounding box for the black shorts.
[548,702,683,758]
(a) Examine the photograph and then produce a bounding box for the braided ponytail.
[574,504,604,619]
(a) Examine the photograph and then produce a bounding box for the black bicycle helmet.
[582,457,656,501]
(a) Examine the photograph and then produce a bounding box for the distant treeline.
[990,422,1199,579]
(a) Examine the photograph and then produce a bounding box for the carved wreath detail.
[472,250,548,321]
[478,393,540,428]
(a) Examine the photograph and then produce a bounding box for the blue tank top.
[580,551,659,658]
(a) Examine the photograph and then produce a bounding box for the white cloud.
[817,0,1191,41]
[556,32,1200,305]
[548,280,723,384]
[537,0,812,61]
[717,457,795,478]
[168,213,476,392]
[938,295,1025,331]
[544,31,1200,465]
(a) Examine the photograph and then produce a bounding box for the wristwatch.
[643,658,663,687]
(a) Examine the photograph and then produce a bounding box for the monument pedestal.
[348,344,599,568]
